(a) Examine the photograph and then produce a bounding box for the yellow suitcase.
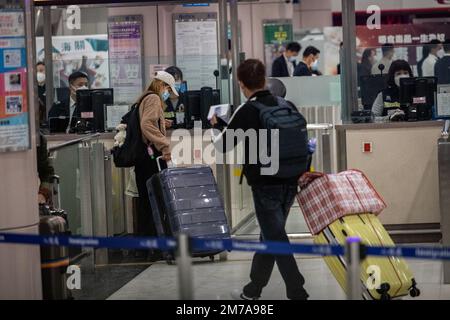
[315,213,420,300]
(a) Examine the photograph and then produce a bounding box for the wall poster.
[0,9,29,153]
[174,13,219,90]
[35,35,109,89]
[263,20,293,77]
[108,15,144,104]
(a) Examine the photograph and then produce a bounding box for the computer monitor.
[399,77,437,121]
[360,75,389,110]
[76,88,114,132]
[185,88,220,129]
[400,77,437,106]
[399,77,416,106]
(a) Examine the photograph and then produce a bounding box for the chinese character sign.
[0,10,29,153]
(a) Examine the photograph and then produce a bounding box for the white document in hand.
[207,104,231,124]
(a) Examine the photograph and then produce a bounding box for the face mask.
[174,82,182,93]
[77,85,88,91]
[437,49,445,59]
[288,56,297,63]
[161,90,171,101]
[311,59,319,71]
[395,74,409,87]
[37,72,45,83]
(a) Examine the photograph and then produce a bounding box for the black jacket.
[293,61,312,77]
[214,90,299,186]
[48,98,80,132]
[271,55,296,77]
[37,133,55,183]
[435,56,450,85]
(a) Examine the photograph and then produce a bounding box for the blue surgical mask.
[161,90,171,101]
[174,83,182,93]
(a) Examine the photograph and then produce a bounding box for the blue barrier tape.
[191,238,344,256]
[366,246,450,261]
[0,233,177,251]
[2,233,450,261]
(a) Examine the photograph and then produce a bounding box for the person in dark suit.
[48,71,89,133]
[271,42,301,77]
[435,39,450,84]
[294,46,320,77]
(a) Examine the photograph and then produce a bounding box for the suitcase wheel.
[379,293,391,301]
[376,283,391,300]
[409,287,421,298]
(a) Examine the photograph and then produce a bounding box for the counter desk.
[336,120,445,240]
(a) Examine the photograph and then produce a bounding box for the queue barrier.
[1,232,450,261]
[2,232,450,300]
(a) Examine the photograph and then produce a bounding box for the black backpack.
[112,92,154,168]
[251,97,309,179]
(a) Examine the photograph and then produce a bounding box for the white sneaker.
[230,289,259,300]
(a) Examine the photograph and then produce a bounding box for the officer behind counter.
[164,66,187,129]
[371,59,413,121]
[48,71,89,133]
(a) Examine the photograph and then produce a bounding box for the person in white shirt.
[422,39,443,77]
[48,71,89,133]
[372,43,395,75]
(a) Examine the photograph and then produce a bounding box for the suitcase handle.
[156,156,175,172]
[443,120,450,137]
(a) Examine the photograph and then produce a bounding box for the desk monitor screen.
[415,77,437,107]
[360,75,388,109]
[76,89,92,118]
[399,77,416,106]
[76,88,114,132]
[186,88,220,128]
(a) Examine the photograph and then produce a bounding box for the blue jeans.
[243,184,307,300]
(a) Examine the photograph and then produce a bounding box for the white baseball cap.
[154,71,179,96]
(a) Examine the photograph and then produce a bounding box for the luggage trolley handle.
[442,120,450,137]
[156,156,176,172]
[49,174,61,209]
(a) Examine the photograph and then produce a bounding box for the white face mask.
[37,72,45,83]
[395,74,409,87]
[437,49,445,59]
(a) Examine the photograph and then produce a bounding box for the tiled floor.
[108,249,450,300]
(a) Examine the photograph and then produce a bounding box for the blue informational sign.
[0,9,30,153]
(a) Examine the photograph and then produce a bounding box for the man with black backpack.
[211,59,310,300]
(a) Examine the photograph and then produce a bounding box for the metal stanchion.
[321,130,332,174]
[345,237,363,300]
[177,233,194,300]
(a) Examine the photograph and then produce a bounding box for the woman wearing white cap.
[134,71,178,261]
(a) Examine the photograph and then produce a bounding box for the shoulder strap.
[137,91,157,108]
[247,99,267,112]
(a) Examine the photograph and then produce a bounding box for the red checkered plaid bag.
[297,169,387,235]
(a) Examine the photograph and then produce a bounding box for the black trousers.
[243,184,306,300]
[134,152,161,237]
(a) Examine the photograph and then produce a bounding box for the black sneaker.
[231,290,259,300]
[290,289,310,301]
